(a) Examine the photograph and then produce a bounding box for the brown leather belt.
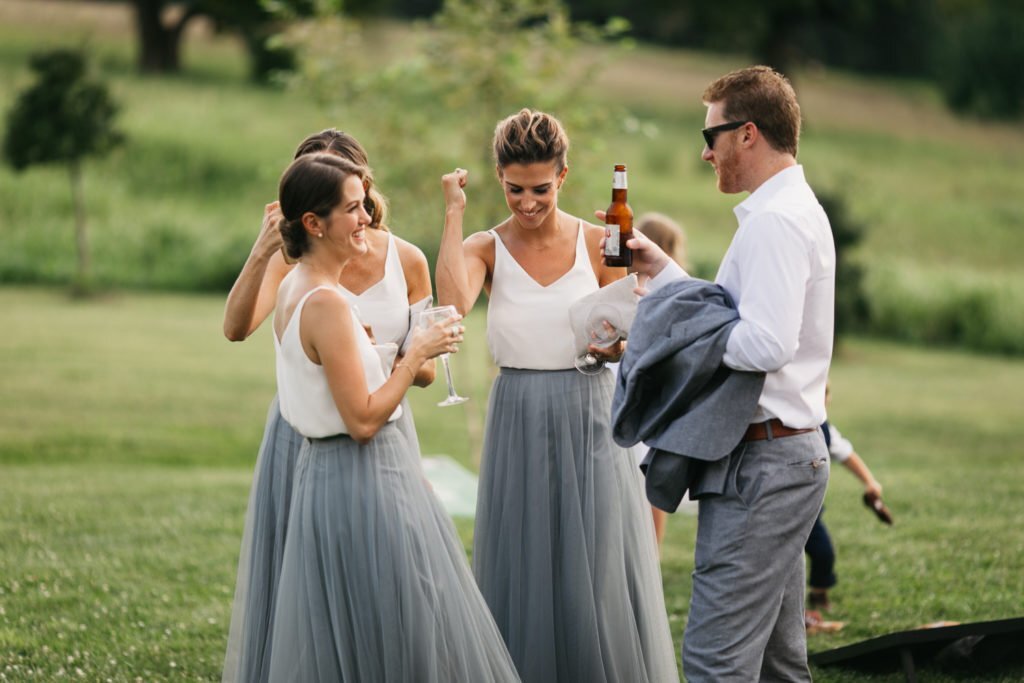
[742,418,816,442]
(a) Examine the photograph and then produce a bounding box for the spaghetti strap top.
[487,220,600,370]
[275,284,401,438]
[339,232,411,347]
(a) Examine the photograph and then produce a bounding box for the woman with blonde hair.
[437,109,678,683]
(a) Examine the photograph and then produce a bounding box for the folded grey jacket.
[611,278,765,511]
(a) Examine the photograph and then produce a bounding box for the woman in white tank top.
[435,109,679,683]
[221,130,434,683]
[258,152,517,681]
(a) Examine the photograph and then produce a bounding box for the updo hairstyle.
[278,153,368,260]
[492,109,570,173]
[293,128,389,231]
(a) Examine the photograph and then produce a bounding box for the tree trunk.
[134,0,202,75]
[69,159,91,294]
[134,0,180,73]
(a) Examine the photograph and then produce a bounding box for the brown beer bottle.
[603,164,633,267]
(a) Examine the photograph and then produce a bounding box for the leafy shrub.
[819,191,869,340]
[866,265,1024,355]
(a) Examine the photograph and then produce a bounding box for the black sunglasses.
[702,120,751,150]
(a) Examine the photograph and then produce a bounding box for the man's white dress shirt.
[649,165,835,429]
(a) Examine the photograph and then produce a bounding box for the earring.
[317,233,324,238]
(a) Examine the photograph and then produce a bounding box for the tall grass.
[866,263,1024,354]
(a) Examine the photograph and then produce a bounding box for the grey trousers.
[682,429,829,682]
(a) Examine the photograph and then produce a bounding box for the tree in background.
[939,0,1024,119]
[818,192,869,342]
[413,0,629,225]
[362,0,938,81]
[562,0,941,82]
[129,0,1022,118]
[133,0,201,73]
[3,49,123,294]
[564,0,1021,122]
[279,0,629,238]
[129,0,311,82]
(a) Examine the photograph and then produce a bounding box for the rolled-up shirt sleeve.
[722,213,811,373]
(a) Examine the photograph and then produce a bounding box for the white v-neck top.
[486,220,599,370]
[339,232,410,347]
[275,284,401,438]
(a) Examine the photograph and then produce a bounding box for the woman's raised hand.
[442,167,469,212]
[256,200,285,257]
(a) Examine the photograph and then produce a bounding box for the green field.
[2,1,1024,681]
[2,287,1023,681]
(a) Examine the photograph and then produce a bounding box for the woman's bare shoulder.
[580,220,607,241]
[464,229,498,260]
[393,234,429,268]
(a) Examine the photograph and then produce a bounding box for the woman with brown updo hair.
[221,131,435,683]
[258,153,517,681]
[436,109,678,682]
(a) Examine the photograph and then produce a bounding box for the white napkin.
[399,295,434,356]
[568,273,639,357]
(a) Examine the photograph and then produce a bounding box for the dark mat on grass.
[810,616,1024,682]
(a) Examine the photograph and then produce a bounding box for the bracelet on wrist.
[395,363,417,382]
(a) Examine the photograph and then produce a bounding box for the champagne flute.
[573,304,622,375]
[418,305,469,407]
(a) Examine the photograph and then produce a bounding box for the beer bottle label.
[605,227,620,256]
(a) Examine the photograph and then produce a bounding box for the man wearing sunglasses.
[616,66,835,681]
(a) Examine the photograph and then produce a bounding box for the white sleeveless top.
[275,284,401,438]
[340,232,410,346]
[487,220,600,370]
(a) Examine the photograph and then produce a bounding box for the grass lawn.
[2,286,1023,681]
[2,1,1023,679]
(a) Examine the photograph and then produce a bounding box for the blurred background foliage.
[367,0,1024,120]
[119,0,1024,118]
[1,0,1023,354]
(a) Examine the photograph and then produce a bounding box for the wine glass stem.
[441,354,459,398]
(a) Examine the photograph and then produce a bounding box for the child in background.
[636,212,688,275]
[634,212,690,547]
[805,383,892,634]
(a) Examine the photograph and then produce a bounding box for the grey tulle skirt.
[222,396,304,683]
[223,396,423,683]
[266,422,519,683]
[474,368,679,683]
